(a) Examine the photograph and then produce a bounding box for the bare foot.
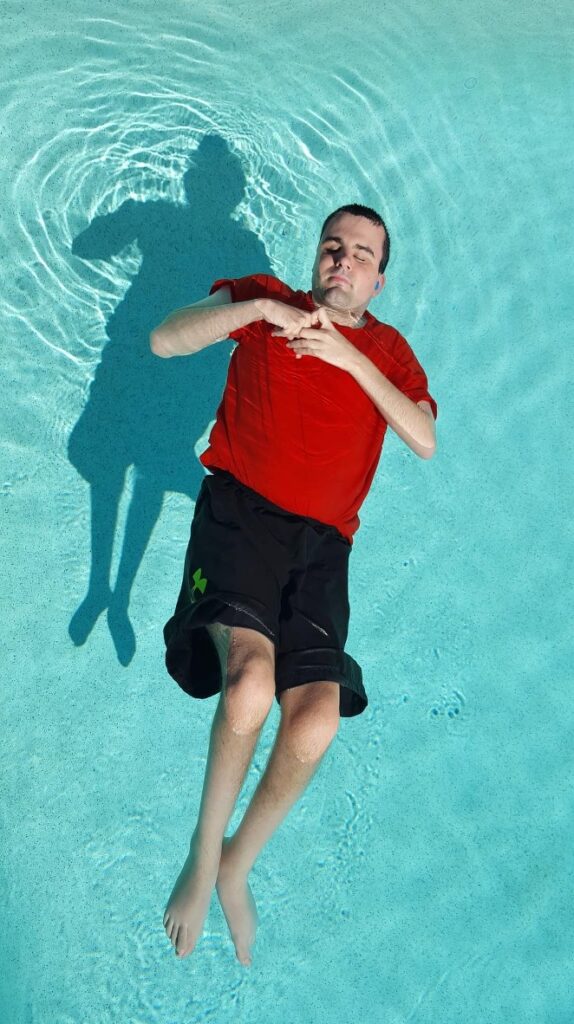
[163,836,220,959]
[216,838,258,967]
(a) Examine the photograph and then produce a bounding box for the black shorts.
[163,470,368,718]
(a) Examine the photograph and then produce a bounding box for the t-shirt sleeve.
[208,274,284,341]
[384,329,438,420]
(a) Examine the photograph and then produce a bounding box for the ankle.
[189,828,223,864]
[220,836,252,878]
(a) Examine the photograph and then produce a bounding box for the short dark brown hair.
[319,203,390,273]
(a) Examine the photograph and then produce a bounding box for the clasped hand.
[272,307,357,371]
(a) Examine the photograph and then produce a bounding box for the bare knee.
[222,628,276,735]
[281,683,340,762]
[225,677,274,735]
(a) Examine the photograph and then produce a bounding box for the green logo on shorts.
[191,568,207,601]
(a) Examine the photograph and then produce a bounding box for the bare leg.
[163,624,275,962]
[216,681,340,964]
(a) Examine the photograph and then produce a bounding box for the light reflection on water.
[1,2,571,1022]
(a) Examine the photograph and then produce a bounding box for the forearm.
[349,350,436,457]
[150,299,263,357]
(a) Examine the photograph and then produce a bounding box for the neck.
[310,296,366,328]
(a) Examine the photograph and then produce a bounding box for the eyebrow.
[322,235,376,259]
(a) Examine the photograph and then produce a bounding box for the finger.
[287,342,313,355]
[291,328,323,341]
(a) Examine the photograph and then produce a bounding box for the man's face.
[311,213,386,313]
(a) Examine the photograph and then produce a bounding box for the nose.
[332,250,352,272]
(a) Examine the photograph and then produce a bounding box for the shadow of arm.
[72,199,140,260]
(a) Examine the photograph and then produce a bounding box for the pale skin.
[154,213,437,965]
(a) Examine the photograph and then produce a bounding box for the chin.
[322,285,349,305]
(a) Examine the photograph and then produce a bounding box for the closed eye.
[324,247,367,262]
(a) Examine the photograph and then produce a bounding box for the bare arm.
[150,286,263,357]
[150,288,324,358]
[349,351,437,458]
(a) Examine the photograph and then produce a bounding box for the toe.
[175,925,189,958]
[234,934,253,966]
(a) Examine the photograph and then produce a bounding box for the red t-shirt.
[199,274,437,544]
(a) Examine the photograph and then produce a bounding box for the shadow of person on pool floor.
[67,133,271,666]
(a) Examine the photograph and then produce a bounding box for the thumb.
[317,306,332,326]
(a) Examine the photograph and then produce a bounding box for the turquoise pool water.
[1,1,572,1021]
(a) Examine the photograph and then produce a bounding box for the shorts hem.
[275,650,367,718]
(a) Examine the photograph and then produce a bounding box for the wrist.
[346,346,368,378]
[252,297,269,320]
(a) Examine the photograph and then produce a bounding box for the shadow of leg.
[69,468,126,646]
[107,470,164,665]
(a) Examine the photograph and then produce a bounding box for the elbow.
[419,442,436,460]
[418,419,437,459]
[410,433,436,459]
[149,329,171,358]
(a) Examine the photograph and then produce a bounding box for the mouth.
[327,274,350,286]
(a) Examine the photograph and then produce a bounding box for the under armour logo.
[191,568,207,601]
